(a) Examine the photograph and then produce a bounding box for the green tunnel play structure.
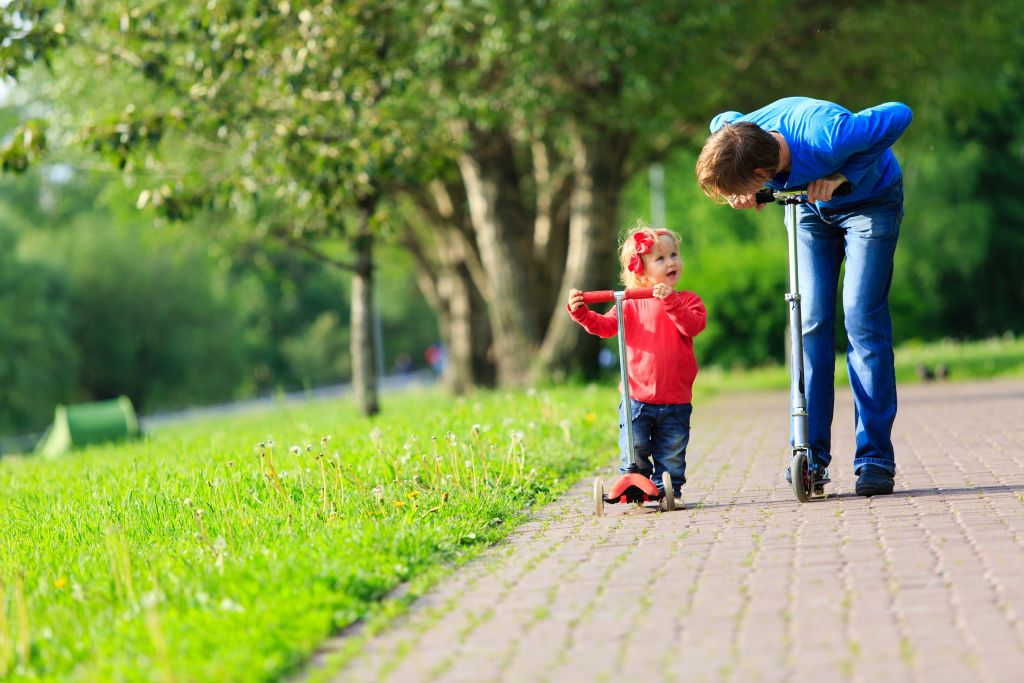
[35,396,140,458]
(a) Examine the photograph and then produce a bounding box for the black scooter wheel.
[790,450,811,503]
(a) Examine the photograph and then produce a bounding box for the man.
[696,97,912,496]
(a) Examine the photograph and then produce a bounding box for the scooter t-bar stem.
[581,288,655,305]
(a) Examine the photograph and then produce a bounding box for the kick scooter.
[756,182,850,502]
[580,287,675,517]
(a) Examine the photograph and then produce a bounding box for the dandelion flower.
[54,577,68,589]
[392,500,406,508]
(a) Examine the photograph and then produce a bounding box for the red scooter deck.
[603,473,663,504]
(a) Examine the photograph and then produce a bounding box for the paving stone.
[325,379,1024,683]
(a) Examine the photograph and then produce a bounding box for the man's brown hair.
[695,122,780,203]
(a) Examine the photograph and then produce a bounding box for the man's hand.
[652,283,673,299]
[727,193,766,212]
[806,173,848,203]
[568,288,585,312]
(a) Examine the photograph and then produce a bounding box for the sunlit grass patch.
[0,386,615,682]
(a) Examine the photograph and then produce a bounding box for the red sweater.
[569,291,707,404]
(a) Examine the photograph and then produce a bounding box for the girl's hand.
[652,283,673,299]
[568,288,585,312]
[806,172,848,203]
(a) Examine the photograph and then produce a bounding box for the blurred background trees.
[0,0,1021,434]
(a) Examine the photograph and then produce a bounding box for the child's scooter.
[582,287,676,517]
[756,182,851,502]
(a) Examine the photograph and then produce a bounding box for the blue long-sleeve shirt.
[710,97,913,209]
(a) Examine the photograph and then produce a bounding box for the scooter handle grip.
[581,288,655,304]
[755,181,853,204]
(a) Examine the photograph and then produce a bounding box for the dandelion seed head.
[257,442,265,449]
[266,439,275,448]
[290,445,301,455]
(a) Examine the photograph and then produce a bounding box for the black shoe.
[855,465,894,496]
[785,465,829,486]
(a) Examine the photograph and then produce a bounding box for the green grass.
[696,334,1024,396]
[4,334,1024,681]
[0,386,616,682]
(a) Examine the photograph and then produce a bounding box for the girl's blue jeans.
[618,399,691,494]
[790,178,904,476]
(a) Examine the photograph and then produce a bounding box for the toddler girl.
[567,226,707,501]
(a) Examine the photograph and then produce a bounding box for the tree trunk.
[533,128,632,380]
[404,181,496,392]
[454,121,538,387]
[351,204,380,416]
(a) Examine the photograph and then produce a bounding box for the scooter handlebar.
[756,181,852,205]
[581,288,655,305]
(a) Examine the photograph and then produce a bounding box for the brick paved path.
[332,379,1024,683]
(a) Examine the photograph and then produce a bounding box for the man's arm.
[829,102,913,185]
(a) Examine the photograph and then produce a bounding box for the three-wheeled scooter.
[582,287,676,517]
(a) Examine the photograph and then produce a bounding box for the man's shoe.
[855,465,894,497]
[785,465,829,486]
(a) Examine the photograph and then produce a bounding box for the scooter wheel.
[662,471,675,511]
[790,450,811,503]
[593,478,605,517]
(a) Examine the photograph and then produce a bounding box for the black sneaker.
[785,464,829,486]
[855,465,894,497]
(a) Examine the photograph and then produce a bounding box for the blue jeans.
[618,399,692,494]
[790,179,904,476]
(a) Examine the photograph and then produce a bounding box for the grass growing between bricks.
[0,386,616,682]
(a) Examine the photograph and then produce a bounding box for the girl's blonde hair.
[619,222,681,288]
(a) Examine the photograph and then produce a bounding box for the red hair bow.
[628,232,655,274]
